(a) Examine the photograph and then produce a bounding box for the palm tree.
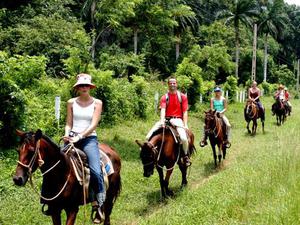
[171,3,198,60]
[82,0,98,61]
[257,0,289,82]
[217,0,259,78]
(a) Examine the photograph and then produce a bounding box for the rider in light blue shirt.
[200,87,231,148]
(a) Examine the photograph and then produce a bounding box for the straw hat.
[278,84,284,90]
[73,73,96,89]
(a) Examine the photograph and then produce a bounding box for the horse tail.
[187,129,196,156]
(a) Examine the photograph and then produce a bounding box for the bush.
[174,58,203,108]
[0,78,25,147]
[223,75,238,102]
[259,81,277,96]
[99,45,148,79]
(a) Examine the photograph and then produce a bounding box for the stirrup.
[91,205,104,224]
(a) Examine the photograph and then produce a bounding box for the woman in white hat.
[63,73,105,221]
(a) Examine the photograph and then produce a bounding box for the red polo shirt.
[160,92,188,118]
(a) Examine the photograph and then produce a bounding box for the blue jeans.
[75,136,105,195]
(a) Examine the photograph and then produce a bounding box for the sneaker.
[91,205,105,224]
[199,140,207,147]
[224,141,231,149]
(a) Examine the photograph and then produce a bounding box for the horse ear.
[35,129,43,141]
[16,129,25,137]
[135,140,144,149]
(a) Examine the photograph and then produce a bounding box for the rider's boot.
[199,133,208,147]
[183,154,191,167]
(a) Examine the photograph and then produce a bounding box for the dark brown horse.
[136,125,195,198]
[272,98,286,125]
[204,110,228,167]
[244,100,265,135]
[13,129,121,225]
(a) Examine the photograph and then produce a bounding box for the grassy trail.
[1,97,300,225]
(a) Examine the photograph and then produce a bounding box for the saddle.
[63,144,114,200]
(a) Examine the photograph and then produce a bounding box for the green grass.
[1,97,300,224]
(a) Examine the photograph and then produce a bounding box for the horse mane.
[41,134,61,152]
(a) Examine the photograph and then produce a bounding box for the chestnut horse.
[204,110,228,167]
[244,100,265,135]
[136,124,195,198]
[13,129,121,225]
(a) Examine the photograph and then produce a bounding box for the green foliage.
[0,52,48,147]
[199,21,235,47]
[0,77,25,147]
[187,44,235,81]
[174,58,203,108]
[259,81,277,96]
[99,45,148,78]
[0,16,90,76]
[93,70,153,124]
[272,65,295,88]
[223,75,238,101]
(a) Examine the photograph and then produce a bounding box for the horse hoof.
[166,190,174,197]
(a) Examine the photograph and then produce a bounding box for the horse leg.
[218,145,222,164]
[211,143,217,168]
[223,146,227,159]
[103,195,113,225]
[51,210,62,225]
[164,169,174,196]
[103,173,121,225]
[179,164,187,188]
[157,167,166,198]
[247,121,251,134]
[262,120,265,133]
[253,119,257,135]
[65,208,78,225]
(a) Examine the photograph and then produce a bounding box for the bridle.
[141,126,181,171]
[204,114,222,138]
[17,139,71,201]
[246,101,258,119]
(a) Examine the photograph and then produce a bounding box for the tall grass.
[1,97,300,224]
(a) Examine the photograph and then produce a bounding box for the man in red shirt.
[146,77,191,166]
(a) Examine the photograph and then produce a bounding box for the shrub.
[223,75,238,102]
[174,58,203,108]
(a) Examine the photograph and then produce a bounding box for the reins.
[17,140,71,201]
[144,125,181,171]
[246,101,258,119]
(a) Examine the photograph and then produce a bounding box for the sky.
[284,0,300,6]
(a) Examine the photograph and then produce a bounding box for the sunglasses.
[77,84,90,88]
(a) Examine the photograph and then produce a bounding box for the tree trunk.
[263,34,268,82]
[235,26,240,79]
[175,33,180,61]
[91,0,96,61]
[133,27,138,55]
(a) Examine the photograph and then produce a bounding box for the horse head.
[135,140,157,177]
[245,100,256,115]
[204,110,217,134]
[13,129,44,186]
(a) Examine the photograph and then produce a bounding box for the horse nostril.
[13,176,23,186]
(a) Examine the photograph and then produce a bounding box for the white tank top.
[72,98,97,136]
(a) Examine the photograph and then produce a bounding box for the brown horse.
[244,100,265,134]
[204,110,227,167]
[272,98,286,125]
[13,129,121,225]
[136,124,195,198]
